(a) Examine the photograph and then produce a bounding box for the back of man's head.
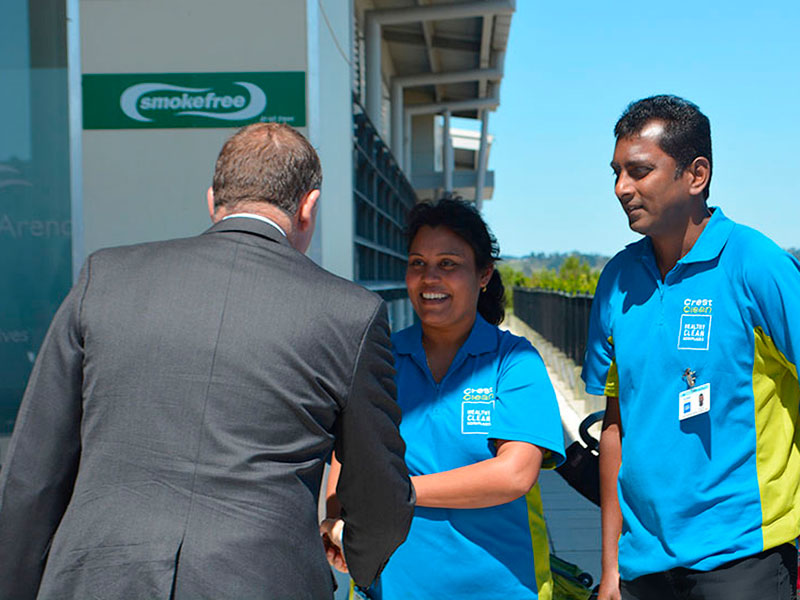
[212,123,322,215]
[615,95,713,198]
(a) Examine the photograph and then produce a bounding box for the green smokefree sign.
[83,72,305,129]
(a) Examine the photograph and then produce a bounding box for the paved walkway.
[502,313,605,584]
[540,468,601,584]
[502,314,603,585]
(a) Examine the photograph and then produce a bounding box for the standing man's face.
[610,121,695,239]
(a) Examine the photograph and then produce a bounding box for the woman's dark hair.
[405,197,505,325]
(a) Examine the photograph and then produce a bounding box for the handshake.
[320,518,348,574]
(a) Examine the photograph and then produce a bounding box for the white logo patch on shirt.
[461,387,494,435]
[678,314,712,350]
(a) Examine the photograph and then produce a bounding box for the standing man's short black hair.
[615,95,713,198]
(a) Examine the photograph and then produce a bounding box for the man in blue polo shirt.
[582,95,800,600]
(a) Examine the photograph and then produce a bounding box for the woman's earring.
[481,286,487,293]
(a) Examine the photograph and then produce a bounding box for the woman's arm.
[325,452,342,518]
[322,453,347,572]
[327,441,545,512]
[323,440,544,569]
[412,440,544,509]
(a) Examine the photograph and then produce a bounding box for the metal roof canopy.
[362,0,514,207]
[365,0,514,122]
[364,0,515,207]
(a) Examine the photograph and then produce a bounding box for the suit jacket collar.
[203,216,292,248]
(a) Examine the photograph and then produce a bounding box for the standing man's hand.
[320,518,348,573]
[598,395,623,600]
[597,570,621,600]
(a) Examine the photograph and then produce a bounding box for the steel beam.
[368,0,514,27]
[365,0,514,133]
[475,109,491,210]
[394,66,503,88]
[391,82,404,167]
[405,96,499,116]
[443,110,454,193]
[365,15,383,126]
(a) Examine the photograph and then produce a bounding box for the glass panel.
[0,0,72,435]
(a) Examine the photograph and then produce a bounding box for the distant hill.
[501,252,609,276]
[504,248,799,275]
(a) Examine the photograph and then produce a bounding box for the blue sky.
[482,1,800,257]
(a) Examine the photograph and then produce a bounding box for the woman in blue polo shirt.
[325,198,564,599]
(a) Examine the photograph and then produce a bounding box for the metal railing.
[352,97,417,287]
[352,97,417,331]
[513,288,593,366]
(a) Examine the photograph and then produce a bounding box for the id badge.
[678,382,710,421]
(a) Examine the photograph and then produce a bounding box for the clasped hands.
[319,518,348,573]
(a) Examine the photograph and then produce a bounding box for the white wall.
[310,0,355,279]
[80,0,308,255]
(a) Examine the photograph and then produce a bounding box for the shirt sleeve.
[334,301,414,589]
[744,246,800,372]
[581,263,618,397]
[488,335,565,469]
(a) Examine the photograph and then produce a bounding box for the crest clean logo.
[83,72,305,130]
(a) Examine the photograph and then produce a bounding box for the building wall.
[311,0,355,279]
[80,0,308,255]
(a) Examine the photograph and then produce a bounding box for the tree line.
[500,247,800,300]
[498,255,601,306]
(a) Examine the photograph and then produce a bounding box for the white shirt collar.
[222,213,287,237]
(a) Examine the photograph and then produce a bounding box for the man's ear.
[296,189,321,233]
[686,157,711,197]
[207,187,219,222]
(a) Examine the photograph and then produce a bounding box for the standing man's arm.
[598,395,622,600]
[0,262,88,599]
[330,302,414,589]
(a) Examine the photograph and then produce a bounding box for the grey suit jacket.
[0,217,413,599]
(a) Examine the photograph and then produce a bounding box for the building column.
[443,110,453,193]
[475,109,490,210]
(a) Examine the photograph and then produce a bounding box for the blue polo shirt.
[374,315,565,599]
[582,208,800,580]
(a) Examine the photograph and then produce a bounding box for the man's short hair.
[212,123,322,215]
[615,95,712,198]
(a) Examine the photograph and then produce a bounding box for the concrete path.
[502,314,603,585]
[540,469,602,584]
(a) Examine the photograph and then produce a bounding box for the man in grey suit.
[0,123,414,599]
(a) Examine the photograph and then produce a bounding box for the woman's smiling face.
[406,225,492,336]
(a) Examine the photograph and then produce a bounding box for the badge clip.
[682,368,696,388]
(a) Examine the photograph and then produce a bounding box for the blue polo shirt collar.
[393,314,499,358]
[628,206,735,269]
[678,207,735,264]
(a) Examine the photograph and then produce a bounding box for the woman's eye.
[440,259,456,268]
[409,259,424,268]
